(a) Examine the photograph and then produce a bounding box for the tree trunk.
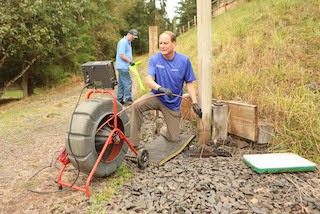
[0,55,8,70]
[22,70,29,98]
[0,57,38,99]
[27,68,34,96]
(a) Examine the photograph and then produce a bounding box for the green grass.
[87,165,132,213]
[2,90,23,98]
[2,88,42,98]
[173,0,320,164]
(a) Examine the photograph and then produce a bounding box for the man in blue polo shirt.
[130,31,202,148]
[115,29,138,105]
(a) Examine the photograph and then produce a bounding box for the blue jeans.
[116,69,132,102]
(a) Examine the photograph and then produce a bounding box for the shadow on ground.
[0,98,21,106]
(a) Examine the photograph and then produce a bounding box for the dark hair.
[161,31,176,42]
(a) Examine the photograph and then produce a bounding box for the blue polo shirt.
[147,52,196,111]
[115,36,132,69]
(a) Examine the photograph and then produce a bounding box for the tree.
[124,0,171,54]
[176,0,196,29]
[0,0,89,98]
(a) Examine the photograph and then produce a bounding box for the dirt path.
[0,80,100,213]
[0,71,144,213]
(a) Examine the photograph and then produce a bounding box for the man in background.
[115,29,138,105]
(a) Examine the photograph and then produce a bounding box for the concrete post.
[212,102,228,142]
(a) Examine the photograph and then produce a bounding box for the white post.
[149,26,159,117]
[197,0,213,143]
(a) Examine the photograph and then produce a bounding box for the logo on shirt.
[172,69,179,71]
[156,65,164,69]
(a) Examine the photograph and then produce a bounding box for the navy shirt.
[147,52,196,111]
[115,36,132,69]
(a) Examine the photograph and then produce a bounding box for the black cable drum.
[65,97,130,177]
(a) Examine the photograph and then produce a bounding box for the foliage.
[124,0,171,55]
[0,0,171,96]
[83,0,131,60]
[175,0,196,28]
[174,0,320,163]
[0,0,95,96]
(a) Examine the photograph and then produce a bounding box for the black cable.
[25,83,89,194]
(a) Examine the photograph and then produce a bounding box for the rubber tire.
[65,97,130,177]
[137,149,149,170]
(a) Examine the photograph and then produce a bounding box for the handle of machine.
[129,60,145,91]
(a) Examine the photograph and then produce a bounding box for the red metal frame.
[57,90,137,197]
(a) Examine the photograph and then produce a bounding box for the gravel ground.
[95,114,320,214]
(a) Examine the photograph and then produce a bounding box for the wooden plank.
[213,99,258,141]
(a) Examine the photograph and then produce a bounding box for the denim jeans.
[116,69,132,102]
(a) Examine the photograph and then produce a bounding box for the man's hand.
[130,61,135,66]
[192,103,202,118]
[158,87,173,99]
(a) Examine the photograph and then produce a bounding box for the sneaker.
[119,100,125,105]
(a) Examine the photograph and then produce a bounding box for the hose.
[96,93,206,158]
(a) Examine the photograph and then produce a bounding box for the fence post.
[173,16,177,34]
[149,26,158,57]
[224,0,227,11]
[188,21,190,31]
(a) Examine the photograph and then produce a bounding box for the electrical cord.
[25,83,89,194]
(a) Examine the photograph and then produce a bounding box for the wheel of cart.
[66,97,130,177]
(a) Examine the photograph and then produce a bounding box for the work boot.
[124,98,133,106]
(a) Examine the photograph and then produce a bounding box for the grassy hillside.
[140,0,320,163]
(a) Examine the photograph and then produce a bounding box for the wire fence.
[176,0,238,35]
